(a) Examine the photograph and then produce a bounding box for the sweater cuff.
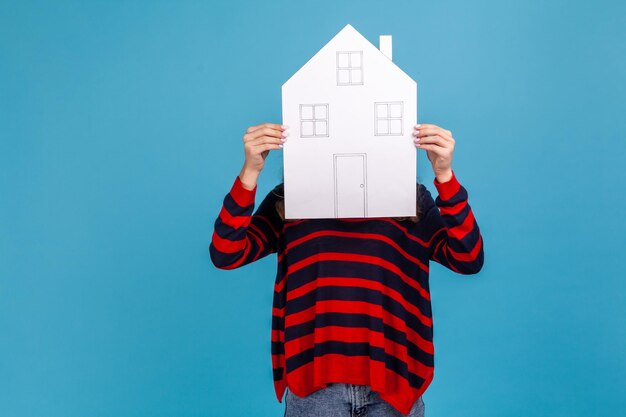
[433,170,461,201]
[230,175,257,207]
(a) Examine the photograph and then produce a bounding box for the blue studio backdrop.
[1,1,624,416]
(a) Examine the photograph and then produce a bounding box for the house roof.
[282,24,416,88]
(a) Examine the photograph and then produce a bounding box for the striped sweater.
[209,170,484,416]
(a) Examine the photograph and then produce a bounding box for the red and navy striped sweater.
[209,170,484,416]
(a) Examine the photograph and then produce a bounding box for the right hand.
[242,123,288,173]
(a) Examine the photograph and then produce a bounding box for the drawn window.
[337,51,363,86]
[300,104,329,137]
[374,102,403,136]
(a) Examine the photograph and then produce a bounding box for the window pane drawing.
[374,102,403,136]
[337,51,364,86]
[300,104,329,137]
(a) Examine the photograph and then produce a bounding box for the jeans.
[284,383,425,417]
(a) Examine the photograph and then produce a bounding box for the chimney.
[379,35,392,61]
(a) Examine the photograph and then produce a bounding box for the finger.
[414,134,449,148]
[246,123,284,133]
[246,123,286,134]
[249,135,286,146]
[413,123,451,135]
[245,127,284,142]
[413,125,453,141]
[244,126,288,142]
[415,142,449,156]
[254,143,282,153]
[413,127,452,142]
[413,123,442,132]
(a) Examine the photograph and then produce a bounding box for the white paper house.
[282,24,417,219]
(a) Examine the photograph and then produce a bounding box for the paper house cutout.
[281,24,417,219]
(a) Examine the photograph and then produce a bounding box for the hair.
[271,182,422,223]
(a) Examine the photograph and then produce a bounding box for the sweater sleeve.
[209,176,283,270]
[420,170,484,274]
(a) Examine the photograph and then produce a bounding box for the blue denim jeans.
[284,383,425,417]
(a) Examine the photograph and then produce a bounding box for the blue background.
[1,1,625,416]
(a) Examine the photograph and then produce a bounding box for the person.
[209,122,484,417]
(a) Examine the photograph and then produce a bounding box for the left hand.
[412,123,455,182]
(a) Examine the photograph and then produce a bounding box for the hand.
[238,123,289,190]
[412,123,454,182]
[242,122,288,172]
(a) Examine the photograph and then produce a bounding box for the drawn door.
[334,153,367,218]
